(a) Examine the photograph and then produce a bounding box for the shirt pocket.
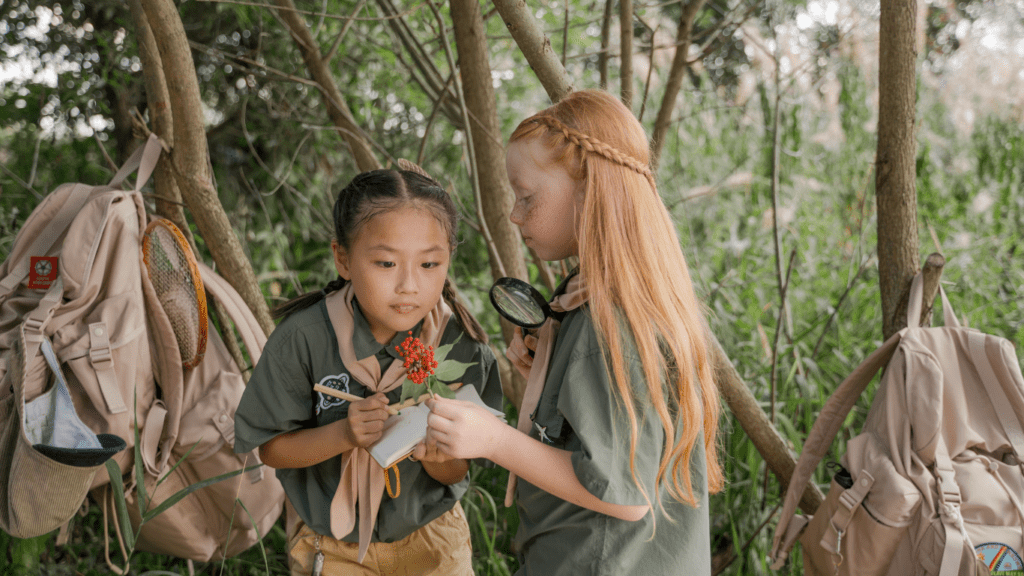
[531,393,568,447]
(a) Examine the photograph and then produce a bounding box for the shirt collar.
[351,300,424,361]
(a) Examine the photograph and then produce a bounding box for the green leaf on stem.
[428,376,457,399]
[434,359,473,382]
[104,459,136,551]
[433,333,462,363]
[143,464,264,523]
[399,377,428,404]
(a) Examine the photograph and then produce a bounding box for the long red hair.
[510,90,723,509]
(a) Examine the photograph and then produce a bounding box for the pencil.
[313,384,401,416]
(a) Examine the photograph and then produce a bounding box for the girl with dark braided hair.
[235,168,501,575]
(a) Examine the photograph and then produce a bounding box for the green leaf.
[433,359,472,382]
[430,378,457,400]
[399,377,428,404]
[143,464,264,523]
[104,459,136,551]
[157,437,203,488]
[433,333,463,363]
[132,387,147,516]
[236,498,270,575]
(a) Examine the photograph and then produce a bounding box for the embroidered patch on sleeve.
[315,373,351,415]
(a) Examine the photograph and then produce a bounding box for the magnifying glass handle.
[524,328,538,358]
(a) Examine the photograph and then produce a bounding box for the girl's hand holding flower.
[424,397,509,461]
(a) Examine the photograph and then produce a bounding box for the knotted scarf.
[504,273,588,506]
[325,284,452,563]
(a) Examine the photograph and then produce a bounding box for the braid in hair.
[442,277,488,344]
[528,115,658,193]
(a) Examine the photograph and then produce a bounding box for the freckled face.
[333,206,450,345]
[506,137,582,262]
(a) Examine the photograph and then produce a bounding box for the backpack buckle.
[88,323,112,366]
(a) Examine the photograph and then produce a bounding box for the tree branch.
[140,0,275,337]
[650,0,708,169]
[620,0,634,108]
[492,0,575,103]
[273,0,381,172]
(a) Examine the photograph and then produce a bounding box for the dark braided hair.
[272,169,487,344]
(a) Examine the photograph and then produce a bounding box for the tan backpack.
[0,135,284,561]
[771,271,1024,575]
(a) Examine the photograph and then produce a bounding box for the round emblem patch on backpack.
[976,543,1024,575]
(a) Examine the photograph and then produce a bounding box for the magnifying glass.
[488,277,549,329]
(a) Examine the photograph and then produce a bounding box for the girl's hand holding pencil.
[327,391,391,448]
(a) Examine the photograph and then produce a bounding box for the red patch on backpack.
[28,256,58,289]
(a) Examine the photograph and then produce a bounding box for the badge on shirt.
[315,373,351,414]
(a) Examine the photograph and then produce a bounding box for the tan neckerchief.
[504,273,588,506]
[325,284,451,563]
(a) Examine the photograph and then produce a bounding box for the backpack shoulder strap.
[196,262,267,362]
[967,331,1024,457]
[0,134,163,300]
[770,330,903,568]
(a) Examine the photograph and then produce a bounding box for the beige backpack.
[771,271,1024,575]
[0,135,285,561]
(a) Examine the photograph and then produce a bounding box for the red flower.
[396,332,437,385]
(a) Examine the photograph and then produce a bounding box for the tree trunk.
[620,0,633,109]
[491,0,575,103]
[127,0,191,241]
[450,0,530,404]
[650,0,707,169]
[876,0,920,340]
[274,0,381,172]
[140,0,275,337]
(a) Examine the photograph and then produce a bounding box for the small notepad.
[368,385,505,469]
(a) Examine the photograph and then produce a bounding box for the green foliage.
[3,1,1024,574]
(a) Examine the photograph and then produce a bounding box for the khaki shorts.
[287,502,474,576]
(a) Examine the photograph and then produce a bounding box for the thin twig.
[417,73,456,166]
[195,0,419,21]
[768,19,788,341]
[324,0,366,64]
[0,163,43,200]
[711,502,783,576]
[637,15,658,121]
[770,248,797,425]
[811,260,872,359]
[28,134,43,188]
[562,0,570,66]
[189,40,321,89]
[312,0,329,38]
[686,1,758,65]
[93,132,119,173]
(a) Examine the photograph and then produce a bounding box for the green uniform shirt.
[513,304,711,575]
[234,298,502,543]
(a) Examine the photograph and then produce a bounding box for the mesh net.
[142,218,208,369]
